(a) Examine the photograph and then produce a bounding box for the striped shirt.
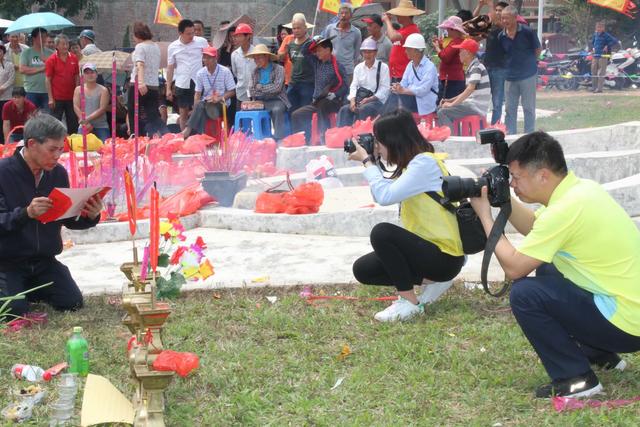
[465,58,491,112]
[194,64,236,107]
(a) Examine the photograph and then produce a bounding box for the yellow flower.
[199,259,215,279]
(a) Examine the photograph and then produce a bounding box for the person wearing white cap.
[432,16,467,102]
[321,3,362,83]
[337,37,390,127]
[382,33,438,116]
[73,63,110,142]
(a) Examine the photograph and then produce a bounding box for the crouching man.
[470,131,640,398]
[0,114,103,317]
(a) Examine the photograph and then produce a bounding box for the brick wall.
[73,0,320,49]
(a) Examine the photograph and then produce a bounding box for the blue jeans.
[26,92,49,112]
[287,82,314,113]
[487,67,507,125]
[337,100,383,127]
[504,74,536,135]
[510,264,640,381]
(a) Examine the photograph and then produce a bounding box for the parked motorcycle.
[605,37,640,90]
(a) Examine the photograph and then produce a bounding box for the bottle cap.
[73,326,82,334]
[42,371,52,381]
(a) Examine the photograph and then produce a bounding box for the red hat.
[203,46,218,57]
[451,38,479,54]
[234,23,253,35]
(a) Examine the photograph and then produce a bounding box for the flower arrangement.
[141,214,214,299]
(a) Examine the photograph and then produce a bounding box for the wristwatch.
[362,156,374,167]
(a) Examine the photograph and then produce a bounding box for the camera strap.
[481,202,512,297]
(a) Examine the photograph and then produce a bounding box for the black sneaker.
[535,371,603,399]
[590,353,627,371]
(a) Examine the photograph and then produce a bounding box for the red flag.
[124,168,137,236]
[587,0,636,16]
[149,184,160,274]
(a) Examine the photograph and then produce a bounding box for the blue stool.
[234,110,272,139]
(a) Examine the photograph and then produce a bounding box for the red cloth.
[389,23,419,79]
[437,37,465,82]
[2,99,37,129]
[45,52,79,101]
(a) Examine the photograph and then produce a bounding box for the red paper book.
[37,187,111,224]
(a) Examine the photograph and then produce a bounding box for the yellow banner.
[319,0,370,14]
[154,0,183,27]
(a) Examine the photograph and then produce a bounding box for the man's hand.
[81,123,94,134]
[165,87,173,101]
[27,197,53,219]
[469,186,493,223]
[359,96,374,106]
[48,98,55,111]
[138,83,148,96]
[441,101,454,108]
[349,99,357,112]
[208,91,222,104]
[81,195,103,220]
[381,13,391,24]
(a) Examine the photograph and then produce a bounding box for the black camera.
[344,133,375,155]
[442,129,511,207]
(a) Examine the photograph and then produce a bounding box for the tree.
[0,0,97,20]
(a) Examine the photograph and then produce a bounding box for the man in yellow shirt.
[470,131,640,398]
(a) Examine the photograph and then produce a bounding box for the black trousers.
[510,263,640,381]
[353,223,465,292]
[127,86,168,137]
[52,100,79,134]
[0,257,83,318]
[291,97,342,144]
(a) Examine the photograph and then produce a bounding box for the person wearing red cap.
[231,23,256,106]
[363,15,392,64]
[182,46,236,138]
[437,38,491,129]
[166,19,209,131]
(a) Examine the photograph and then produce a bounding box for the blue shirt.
[499,24,541,81]
[400,55,438,115]
[591,31,619,57]
[363,154,443,206]
[258,63,272,85]
[194,64,236,106]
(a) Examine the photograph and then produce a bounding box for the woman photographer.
[349,109,465,322]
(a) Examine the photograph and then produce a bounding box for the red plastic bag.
[351,117,374,135]
[283,182,324,214]
[426,126,452,142]
[281,132,306,148]
[255,191,287,213]
[152,350,200,377]
[324,126,352,149]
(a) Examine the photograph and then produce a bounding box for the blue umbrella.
[5,12,74,34]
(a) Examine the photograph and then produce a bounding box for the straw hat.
[387,0,426,17]
[283,13,314,29]
[245,44,277,60]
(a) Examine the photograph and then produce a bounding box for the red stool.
[451,115,487,137]
[204,118,226,141]
[310,112,337,146]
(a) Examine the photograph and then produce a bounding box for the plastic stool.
[412,112,438,128]
[234,110,272,139]
[204,118,225,141]
[310,112,337,146]
[452,115,487,137]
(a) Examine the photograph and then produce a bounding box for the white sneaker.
[418,280,453,305]
[374,297,424,322]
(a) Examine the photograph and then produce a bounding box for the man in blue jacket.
[591,21,619,93]
[0,114,103,317]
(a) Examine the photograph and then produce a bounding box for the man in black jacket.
[0,114,103,317]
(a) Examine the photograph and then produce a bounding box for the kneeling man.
[470,131,640,398]
[0,114,103,317]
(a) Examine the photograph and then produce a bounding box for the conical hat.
[387,0,426,17]
[245,44,277,60]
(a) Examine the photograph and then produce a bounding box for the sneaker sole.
[374,309,423,323]
[566,382,604,399]
[613,359,627,372]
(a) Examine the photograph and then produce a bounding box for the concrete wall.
[73,0,319,49]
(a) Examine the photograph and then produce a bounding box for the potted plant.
[199,132,252,207]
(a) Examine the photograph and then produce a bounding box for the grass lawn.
[2,284,639,426]
[534,92,640,132]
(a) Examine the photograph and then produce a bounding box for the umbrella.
[351,3,387,28]
[80,50,133,72]
[0,18,14,28]
[5,12,74,34]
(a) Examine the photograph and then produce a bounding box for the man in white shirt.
[166,19,209,130]
[338,37,390,127]
[230,23,256,106]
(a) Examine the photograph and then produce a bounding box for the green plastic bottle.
[66,326,89,376]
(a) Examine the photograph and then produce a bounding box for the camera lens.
[344,139,356,154]
[442,176,487,201]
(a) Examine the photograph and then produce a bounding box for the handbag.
[425,192,487,255]
[355,61,382,105]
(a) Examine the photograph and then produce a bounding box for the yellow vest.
[400,153,464,257]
